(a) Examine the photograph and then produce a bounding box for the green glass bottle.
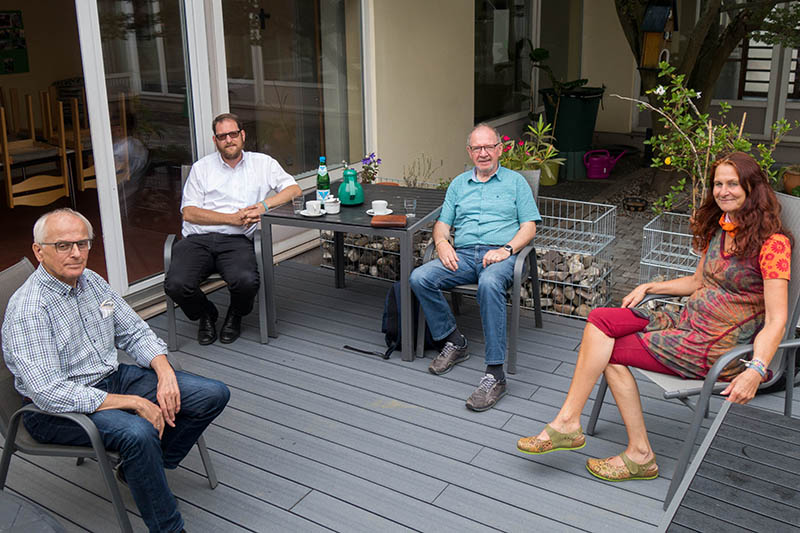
[316,156,330,203]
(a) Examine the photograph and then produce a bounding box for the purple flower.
[376,159,382,165]
[362,158,370,165]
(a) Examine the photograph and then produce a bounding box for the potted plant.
[500,115,565,188]
[528,45,604,181]
[782,165,800,195]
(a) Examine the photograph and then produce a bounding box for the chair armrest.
[513,244,535,281]
[9,404,106,453]
[666,336,800,400]
[164,234,177,272]
[637,293,677,306]
[421,240,436,263]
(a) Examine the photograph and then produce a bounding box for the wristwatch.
[502,244,514,254]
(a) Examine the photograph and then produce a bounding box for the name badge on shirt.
[100,298,114,318]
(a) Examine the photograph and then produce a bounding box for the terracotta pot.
[783,169,800,194]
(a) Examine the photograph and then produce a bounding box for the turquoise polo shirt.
[438,165,541,248]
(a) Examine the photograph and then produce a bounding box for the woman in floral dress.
[517,152,792,481]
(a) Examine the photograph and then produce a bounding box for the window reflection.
[99,0,192,285]
[222,0,364,173]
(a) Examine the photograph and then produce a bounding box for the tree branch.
[678,0,722,77]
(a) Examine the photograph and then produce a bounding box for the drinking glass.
[404,198,417,218]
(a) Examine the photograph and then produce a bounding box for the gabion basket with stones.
[320,227,434,281]
[319,197,616,320]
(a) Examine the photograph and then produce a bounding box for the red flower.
[768,271,779,279]
[502,135,511,141]
[770,239,787,254]
[518,140,524,146]
[777,258,789,272]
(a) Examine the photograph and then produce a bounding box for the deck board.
[2,261,798,532]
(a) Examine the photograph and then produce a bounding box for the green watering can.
[338,168,364,206]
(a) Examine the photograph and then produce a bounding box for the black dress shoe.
[219,311,242,344]
[197,313,217,345]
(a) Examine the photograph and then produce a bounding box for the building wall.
[370,0,474,185]
[581,0,636,134]
[0,3,83,124]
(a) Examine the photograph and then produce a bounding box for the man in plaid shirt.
[2,208,230,533]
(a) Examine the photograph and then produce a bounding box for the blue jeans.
[409,245,515,365]
[23,364,230,533]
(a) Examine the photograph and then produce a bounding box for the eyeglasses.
[39,240,92,254]
[467,142,501,154]
[214,130,241,141]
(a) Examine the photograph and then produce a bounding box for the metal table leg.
[399,231,414,361]
[261,222,278,337]
[334,230,345,288]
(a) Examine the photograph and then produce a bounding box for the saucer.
[366,208,393,216]
[300,209,325,217]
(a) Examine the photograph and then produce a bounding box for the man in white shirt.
[165,113,302,345]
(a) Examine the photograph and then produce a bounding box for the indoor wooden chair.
[1,100,70,208]
[70,98,95,191]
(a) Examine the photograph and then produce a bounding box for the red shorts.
[586,308,680,376]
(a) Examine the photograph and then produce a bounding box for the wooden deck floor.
[2,261,798,532]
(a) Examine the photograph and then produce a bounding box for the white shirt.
[181,151,297,238]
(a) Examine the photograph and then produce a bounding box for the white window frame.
[75,0,215,296]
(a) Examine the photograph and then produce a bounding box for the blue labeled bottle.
[316,157,330,203]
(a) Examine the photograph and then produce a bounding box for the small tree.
[612,63,797,215]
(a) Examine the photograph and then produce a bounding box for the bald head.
[33,208,94,244]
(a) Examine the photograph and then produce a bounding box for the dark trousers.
[164,232,259,320]
[24,364,230,533]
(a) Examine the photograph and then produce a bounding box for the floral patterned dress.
[634,230,791,380]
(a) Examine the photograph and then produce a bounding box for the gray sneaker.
[428,341,469,375]
[466,374,507,411]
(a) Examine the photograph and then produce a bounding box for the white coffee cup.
[306,200,322,214]
[372,200,389,214]
[324,196,340,214]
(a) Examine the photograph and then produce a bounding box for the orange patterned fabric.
[759,234,791,281]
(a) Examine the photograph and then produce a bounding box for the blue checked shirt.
[438,166,541,248]
[2,265,167,413]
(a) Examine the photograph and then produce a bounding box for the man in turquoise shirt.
[410,124,541,411]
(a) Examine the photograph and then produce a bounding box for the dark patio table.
[260,183,446,362]
[660,401,800,532]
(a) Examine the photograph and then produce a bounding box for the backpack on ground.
[381,281,441,359]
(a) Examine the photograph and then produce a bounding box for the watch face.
[503,245,513,253]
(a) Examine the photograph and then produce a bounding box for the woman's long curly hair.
[691,152,792,257]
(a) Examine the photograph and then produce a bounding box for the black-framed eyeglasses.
[467,142,501,154]
[214,130,241,141]
[39,240,92,254]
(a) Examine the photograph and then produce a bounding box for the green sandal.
[586,452,659,481]
[517,424,586,455]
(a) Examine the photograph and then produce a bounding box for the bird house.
[640,0,678,70]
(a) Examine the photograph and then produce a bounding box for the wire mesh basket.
[534,197,616,255]
[640,212,696,271]
[639,213,698,311]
